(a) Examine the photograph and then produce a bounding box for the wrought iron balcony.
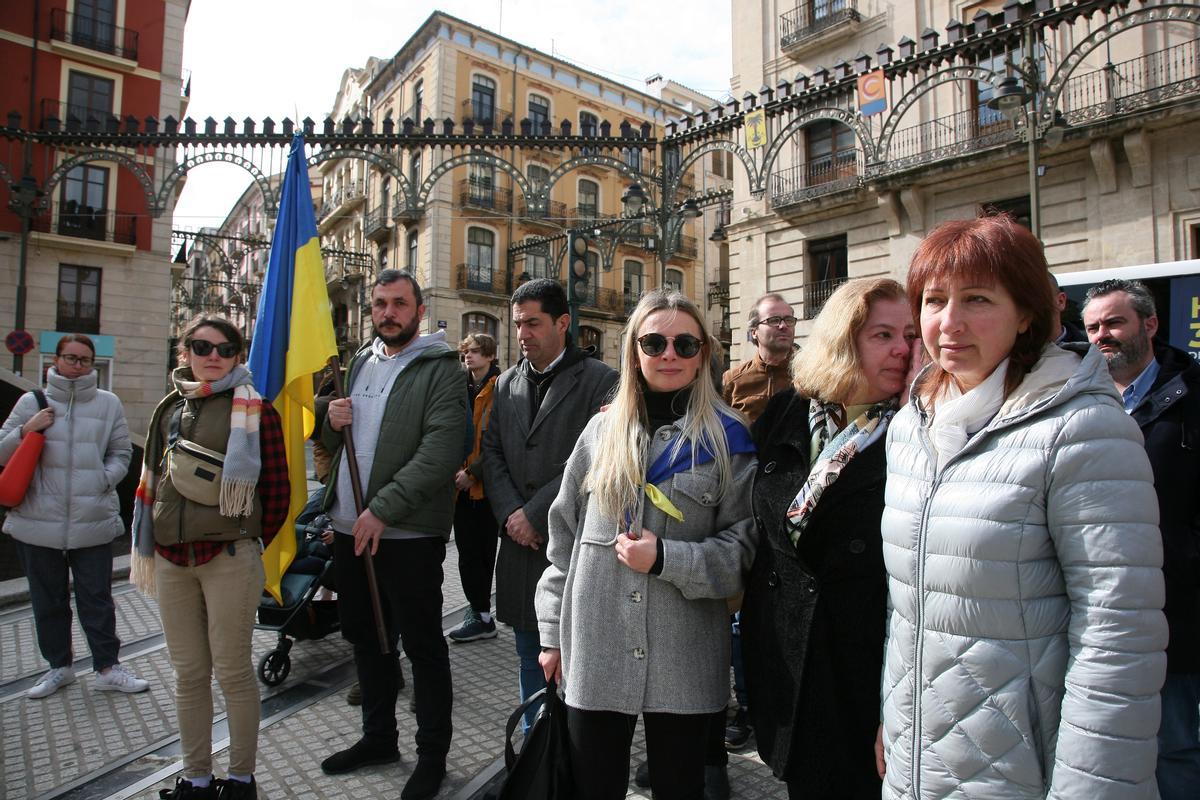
[885,107,1019,170]
[517,197,569,227]
[672,233,699,259]
[712,319,733,343]
[403,104,424,124]
[39,98,117,131]
[769,151,861,209]
[780,0,862,53]
[456,263,507,295]
[317,182,366,224]
[457,179,513,213]
[363,203,391,242]
[34,207,137,245]
[1058,37,1200,126]
[460,100,513,127]
[50,8,139,61]
[804,276,848,319]
[707,282,730,308]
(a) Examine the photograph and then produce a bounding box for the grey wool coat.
[535,414,757,715]
[481,347,617,630]
[0,369,131,549]
[880,345,1166,800]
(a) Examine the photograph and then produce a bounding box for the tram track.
[0,630,166,703]
[35,599,476,800]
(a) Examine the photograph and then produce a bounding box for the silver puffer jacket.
[881,344,1167,799]
[0,368,131,549]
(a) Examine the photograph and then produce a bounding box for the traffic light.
[567,230,591,306]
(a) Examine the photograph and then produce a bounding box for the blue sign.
[1168,276,1200,360]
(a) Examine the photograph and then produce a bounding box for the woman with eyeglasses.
[131,315,290,800]
[0,333,146,699]
[739,279,919,799]
[535,290,757,800]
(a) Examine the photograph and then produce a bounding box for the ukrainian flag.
[248,134,338,604]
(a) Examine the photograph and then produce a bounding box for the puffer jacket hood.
[881,343,1166,800]
[0,369,132,549]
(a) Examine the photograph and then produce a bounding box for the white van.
[1055,259,1200,359]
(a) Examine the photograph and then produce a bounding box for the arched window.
[665,268,684,293]
[623,259,644,315]
[579,325,602,356]
[463,312,499,342]
[410,152,422,188]
[472,75,496,122]
[523,236,552,280]
[466,227,495,290]
[577,179,599,220]
[407,230,418,269]
[528,94,550,131]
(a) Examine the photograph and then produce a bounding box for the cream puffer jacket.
[0,369,131,549]
[880,344,1166,800]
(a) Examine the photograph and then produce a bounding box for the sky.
[172,0,734,229]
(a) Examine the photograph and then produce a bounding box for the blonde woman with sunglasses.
[535,290,757,800]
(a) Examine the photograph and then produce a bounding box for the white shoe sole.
[94,679,150,693]
[27,675,75,699]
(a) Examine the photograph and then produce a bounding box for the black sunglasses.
[637,333,703,359]
[189,339,239,358]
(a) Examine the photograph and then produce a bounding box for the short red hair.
[907,214,1055,397]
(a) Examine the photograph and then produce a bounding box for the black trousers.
[566,706,708,800]
[334,534,452,760]
[453,494,499,614]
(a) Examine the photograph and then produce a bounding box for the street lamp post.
[619,180,700,288]
[9,174,43,375]
[988,27,1043,238]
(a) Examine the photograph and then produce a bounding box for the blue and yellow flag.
[248,134,338,604]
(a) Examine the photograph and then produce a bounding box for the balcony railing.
[456,263,507,295]
[517,197,569,225]
[34,208,137,245]
[1058,37,1200,126]
[363,204,390,242]
[885,107,1019,167]
[804,276,849,319]
[780,0,862,51]
[404,104,424,124]
[458,179,513,213]
[712,319,733,342]
[460,100,512,127]
[673,233,699,259]
[769,151,861,208]
[50,8,138,61]
[39,98,116,131]
[317,182,366,223]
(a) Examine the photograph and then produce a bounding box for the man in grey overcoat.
[481,278,617,727]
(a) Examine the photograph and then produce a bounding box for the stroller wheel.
[258,649,291,687]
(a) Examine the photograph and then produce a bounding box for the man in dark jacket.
[481,278,617,728]
[318,270,467,800]
[1083,278,1200,800]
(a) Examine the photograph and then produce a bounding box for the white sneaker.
[27,666,76,699]
[93,664,149,694]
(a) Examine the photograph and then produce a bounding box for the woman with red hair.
[878,215,1167,799]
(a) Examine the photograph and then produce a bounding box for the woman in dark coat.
[740,278,919,799]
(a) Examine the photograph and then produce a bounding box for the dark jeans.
[567,706,707,800]
[15,540,120,671]
[334,534,452,760]
[453,494,499,614]
[1158,671,1200,800]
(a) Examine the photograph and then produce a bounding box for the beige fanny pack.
[165,438,225,507]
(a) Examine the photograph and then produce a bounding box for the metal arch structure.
[874,66,1004,163]
[1038,2,1200,129]
[0,162,15,200]
[672,140,762,198]
[541,154,644,212]
[156,151,277,218]
[415,149,529,214]
[308,146,411,208]
[761,107,877,181]
[42,150,158,214]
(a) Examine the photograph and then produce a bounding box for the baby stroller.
[255,488,340,686]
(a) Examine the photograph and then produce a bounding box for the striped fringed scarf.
[130,365,263,595]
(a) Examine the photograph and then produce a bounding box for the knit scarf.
[785,397,897,546]
[926,358,1009,473]
[130,365,263,594]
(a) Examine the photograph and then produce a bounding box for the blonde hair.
[791,278,907,404]
[584,289,739,520]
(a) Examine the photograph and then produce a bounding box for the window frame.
[57,264,103,333]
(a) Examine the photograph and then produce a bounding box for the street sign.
[4,330,34,356]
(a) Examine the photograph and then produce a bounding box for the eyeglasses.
[189,340,239,358]
[636,333,703,359]
[58,354,94,367]
[755,315,798,328]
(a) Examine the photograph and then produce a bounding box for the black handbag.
[497,677,573,800]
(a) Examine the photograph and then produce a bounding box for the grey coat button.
[630,590,642,603]
[658,429,672,441]
[700,492,714,504]
[633,647,646,659]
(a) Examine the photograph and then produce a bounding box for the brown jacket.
[722,352,792,424]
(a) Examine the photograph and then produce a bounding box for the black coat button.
[754,516,764,529]
[525,482,537,492]
[763,461,776,474]
[849,539,866,554]
[767,571,779,588]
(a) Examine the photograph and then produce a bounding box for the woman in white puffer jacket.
[878,216,1167,799]
[0,334,147,699]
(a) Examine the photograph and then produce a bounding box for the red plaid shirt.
[156,401,291,567]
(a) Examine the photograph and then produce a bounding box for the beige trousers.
[156,543,264,778]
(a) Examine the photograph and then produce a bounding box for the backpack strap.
[32,390,47,410]
[167,401,185,448]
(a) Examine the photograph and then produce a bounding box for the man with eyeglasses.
[722,294,797,424]
[720,293,795,757]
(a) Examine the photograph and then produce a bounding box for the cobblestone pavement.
[0,535,786,800]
